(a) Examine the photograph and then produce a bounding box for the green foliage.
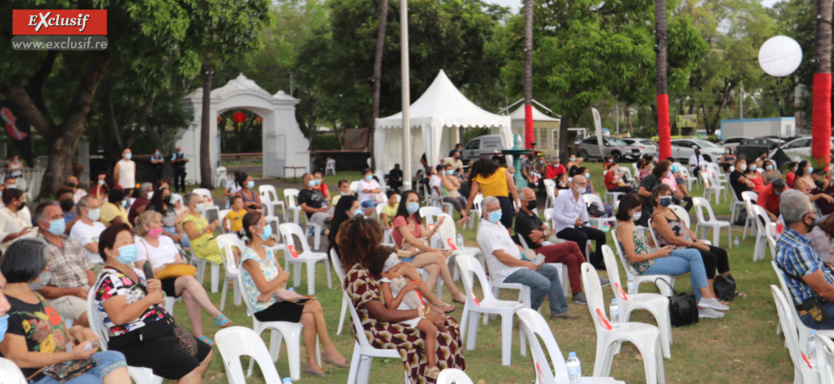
[462,127,492,143]
[313,134,341,150]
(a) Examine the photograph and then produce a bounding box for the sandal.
[439,303,456,313]
[199,336,215,346]
[426,366,441,380]
[215,314,232,328]
[323,355,351,368]
[452,293,466,304]
[733,291,747,299]
[304,367,329,378]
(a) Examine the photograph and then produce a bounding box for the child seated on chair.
[223,195,248,236]
[380,190,399,229]
[375,247,450,379]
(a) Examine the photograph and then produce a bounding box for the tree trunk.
[813,0,832,166]
[523,0,534,149]
[558,114,571,164]
[625,107,633,135]
[369,0,390,170]
[200,62,214,189]
[655,0,671,159]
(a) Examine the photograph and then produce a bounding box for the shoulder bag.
[655,278,699,327]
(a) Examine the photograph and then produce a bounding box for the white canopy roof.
[375,70,512,174]
[508,104,561,122]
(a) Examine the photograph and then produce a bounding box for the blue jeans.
[164,225,190,250]
[360,200,377,209]
[31,350,127,384]
[642,248,708,301]
[503,264,568,315]
[800,302,834,330]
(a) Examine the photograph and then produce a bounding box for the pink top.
[661,173,678,192]
[392,215,421,249]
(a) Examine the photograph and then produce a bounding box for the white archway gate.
[178,73,310,184]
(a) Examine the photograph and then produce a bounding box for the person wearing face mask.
[774,190,834,329]
[134,211,232,346]
[0,268,27,381]
[150,148,165,186]
[689,148,706,178]
[223,170,243,208]
[298,173,333,232]
[575,167,600,196]
[93,223,213,381]
[147,180,185,244]
[462,158,519,232]
[65,175,88,204]
[313,171,331,200]
[615,194,729,318]
[478,196,579,319]
[544,157,566,182]
[331,179,351,206]
[69,196,108,271]
[327,195,361,256]
[651,184,744,302]
[786,161,799,188]
[34,201,95,327]
[0,239,132,384]
[757,179,788,222]
[552,175,608,269]
[89,173,110,202]
[729,159,756,201]
[181,193,222,265]
[603,161,633,194]
[393,190,466,303]
[658,161,693,211]
[442,150,464,174]
[388,163,404,192]
[439,164,467,222]
[234,171,263,212]
[113,148,136,196]
[380,190,400,229]
[720,147,736,172]
[56,187,79,233]
[100,188,130,227]
[357,168,383,210]
[239,211,349,377]
[0,188,35,252]
[743,160,764,192]
[514,188,598,304]
[127,182,153,226]
[171,146,189,193]
[565,153,583,176]
[761,160,782,186]
[7,156,22,179]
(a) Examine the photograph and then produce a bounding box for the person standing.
[150,148,165,186]
[171,147,189,193]
[114,148,136,194]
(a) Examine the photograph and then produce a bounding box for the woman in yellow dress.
[180,192,222,264]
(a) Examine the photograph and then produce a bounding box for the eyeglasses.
[254,222,268,228]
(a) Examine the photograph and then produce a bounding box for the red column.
[525,104,534,149]
[657,94,671,160]
[812,73,832,166]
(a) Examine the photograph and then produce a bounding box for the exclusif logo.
[12,10,107,36]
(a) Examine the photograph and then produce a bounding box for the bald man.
[551,175,608,270]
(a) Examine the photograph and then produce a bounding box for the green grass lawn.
[184,162,792,384]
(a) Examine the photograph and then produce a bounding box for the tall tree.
[523,0,534,149]
[813,0,832,166]
[370,0,391,168]
[655,0,671,159]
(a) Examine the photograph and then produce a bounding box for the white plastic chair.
[668,205,691,228]
[741,191,759,239]
[189,238,222,294]
[419,206,444,248]
[435,213,487,283]
[0,357,26,384]
[543,179,557,210]
[236,256,320,382]
[582,194,616,230]
[192,188,215,207]
[582,263,666,384]
[693,197,732,248]
[770,261,834,353]
[517,308,624,384]
[216,234,243,311]
[610,228,675,297]
[259,185,287,221]
[751,204,772,262]
[727,182,745,228]
[349,181,360,195]
[818,334,834,384]
[278,223,332,294]
[679,167,697,190]
[701,171,726,205]
[218,208,231,233]
[283,188,302,225]
[455,254,525,366]
[516,233,570,297]
[215,326,283,384]
[86,287,164,384]
[771,285,820,384]
[436,368,474,384]
[329,248,351,336]
[463,194,483,230]
[325,158,336,175]
[601,245,672,359]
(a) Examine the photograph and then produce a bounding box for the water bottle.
[283,377,293,384]
[627,275,637,301]
[457,233,464,248]
[734,236,740,247]
[288,287,294,292]
[609,299,620,328]
[809,330,818,368]
[566,352,582,384]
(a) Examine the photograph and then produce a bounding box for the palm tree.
[523,0,534,151]
[369,0,391,169]
[812,0,832,166]
[655,0,671,160]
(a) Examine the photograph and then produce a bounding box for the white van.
[462,134,505,163]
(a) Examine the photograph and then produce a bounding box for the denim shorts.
[31,350,127,384]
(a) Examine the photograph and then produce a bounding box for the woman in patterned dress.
[337,216,465,384]
[238,211,348,378]
[614,193,729,318]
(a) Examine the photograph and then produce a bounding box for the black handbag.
[588,203,606,218]
[714,274,737,301]
[656,278,699,327]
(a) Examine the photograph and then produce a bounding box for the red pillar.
[525,104,534,149]
[812,73,832,166]
[657,94,671,160]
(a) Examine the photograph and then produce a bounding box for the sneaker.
[572,292,587,305]
[698,297,730,311]
[698,307,725,318]
[599,277,610,287]
[550,312,580,320]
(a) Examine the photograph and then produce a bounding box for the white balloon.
[758,35,803,78]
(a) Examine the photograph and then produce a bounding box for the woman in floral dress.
[336,216,465,384]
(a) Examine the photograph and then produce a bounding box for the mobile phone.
[83,341,99,351]
[142,261,154,279]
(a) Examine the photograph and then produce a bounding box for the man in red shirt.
[603,162,633,193]
[544,157,566,180]
[757,179,787,221]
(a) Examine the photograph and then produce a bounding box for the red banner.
[12,10,107,36]
[525,104,534,149]
[657,94,671,160]
[812,73,832,167]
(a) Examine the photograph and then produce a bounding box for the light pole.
[401,0,412,190]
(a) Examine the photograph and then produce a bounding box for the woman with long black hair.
[462,158,518,231]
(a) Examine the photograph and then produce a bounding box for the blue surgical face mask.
[487,210,502,223]
[87,208,101,221]
[97,180,104,185]
[406,202,420,214]
[260,225,273,241]
[315,179,321,185]
[116,244,138,264]
[47,219,65,236]
[766,165,773,171]
[0,315,8,342]
[247,181,255,189]
[584,172,590,179]
[365,175,373,181]
[809,167,814,173]
[307,180,317,188]
[125,153,132,160]
[122,200,128,208]
[353,208,364,217]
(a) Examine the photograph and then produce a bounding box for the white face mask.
[631,211,642,222]
[194,203,205,213]
[739,164,747,172]
[576,186,586,194]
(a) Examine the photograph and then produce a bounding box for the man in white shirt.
[552,175,607,269]
[689,148,706,178]
[69,195,106,272]
[429,166,443,199]
[477,196,578,320]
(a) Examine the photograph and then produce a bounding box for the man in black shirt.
[729,158,755,200]
[388,164,403,192]
[298,173,332,229]
[513,188,602,304]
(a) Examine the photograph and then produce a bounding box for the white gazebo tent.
[375,70,512,175]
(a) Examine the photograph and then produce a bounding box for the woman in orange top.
[462,158,518,230]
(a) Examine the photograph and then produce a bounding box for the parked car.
[621,138,657,158]
[463,134,505,163]
[718,137,748,152]
[780,136,834,161]
[578,137,641,162]
[670,138,724,163]
[735,137,782,160]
